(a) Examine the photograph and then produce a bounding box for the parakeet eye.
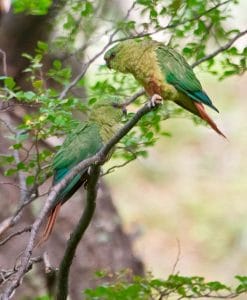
[110,52,116,59]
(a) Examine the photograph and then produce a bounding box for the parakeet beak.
[105,59,111,69]
[112,102,127,115]
[122,106,127,116]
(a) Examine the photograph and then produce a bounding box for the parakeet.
[41,97,123,242]
[104,39,225,138]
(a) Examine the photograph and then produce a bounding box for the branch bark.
[56,165,101,300]
[192,29,247,67]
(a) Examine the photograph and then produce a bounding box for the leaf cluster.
[84,271,247,300]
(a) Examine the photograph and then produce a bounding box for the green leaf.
[4,77,16,89]
[17,162,26,170]
[12,143,22,150]
[53,60,62,70]
[24,91,36,101]
[26,175,35,186]
[37,41,48,53]
[81,1,94,16]
[12,0,52,15]
[4,168,17,176]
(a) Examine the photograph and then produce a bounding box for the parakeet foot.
[148,94,163,108]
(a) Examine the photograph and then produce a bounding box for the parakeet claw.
[148,94,163,108]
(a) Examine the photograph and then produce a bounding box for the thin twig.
[0,256,42,286]
[0,226,32,246]
[56,165,101,300]
[0,117,27,202]
[0,182,28,192]
[192,29,247,67]
[114,0,232,43]
[114,89,145,108]
[13,132,27,203]
[171,238,181,275]
[101,156,136,177]
[0,184,38,237]
[43,252,55,274]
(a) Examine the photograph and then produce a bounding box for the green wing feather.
[156,45,219,112]
[52,122,103,204]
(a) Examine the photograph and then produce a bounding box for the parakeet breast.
[118,41,179,101]
[99,122,120,144]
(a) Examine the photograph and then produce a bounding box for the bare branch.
[192,29,247,68]
[114,89,145,108]
[0,256,42,286]
[43,251,57,296]
[0,185,38,237]
[56,165,101,300]
[171,239,181,275]
[0,226,31,246]
[43,251,56,274]
[0,181,27,192]
[101,156,136,177]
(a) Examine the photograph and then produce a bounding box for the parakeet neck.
[116,41,160,85]
[89,108,121,143]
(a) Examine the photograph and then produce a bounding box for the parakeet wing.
[53,122,103,184]
[156,45,218,112]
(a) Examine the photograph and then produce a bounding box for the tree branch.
[56,165,101,300]
[0,226,31,246]
[114,0,232,43]
[0,256,42,286]
[101,156,136,177]
[1,101,157,299]
[192,29,247,67]
[114,89,145,108]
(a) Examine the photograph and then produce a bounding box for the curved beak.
[105,58,111,69]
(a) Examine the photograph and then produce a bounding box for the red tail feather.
[194,102,226,139]
[37,203,62,247]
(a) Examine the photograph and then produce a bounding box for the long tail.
[194,102,226,139]
[36,173,89,247]
[36,203,62,247]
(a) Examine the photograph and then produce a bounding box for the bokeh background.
[103,0,247,283]
[106,71,247,283]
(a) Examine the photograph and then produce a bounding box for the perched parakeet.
[104,39,225,137]
[41,97,123,242]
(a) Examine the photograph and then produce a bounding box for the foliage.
[84,271,247,300]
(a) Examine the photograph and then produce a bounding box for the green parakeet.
[42,97,123,242]
[104,39,225,137]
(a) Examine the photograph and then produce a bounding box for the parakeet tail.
[37,202,62,247]
[194,102,226,139]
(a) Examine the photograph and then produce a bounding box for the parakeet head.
[104,39,157,73]
[104,40,142,73]
[104,45,118,69]
[89,96,124,123]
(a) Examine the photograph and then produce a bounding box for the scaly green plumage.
[41,97,122,242]
[104,39,225,137]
